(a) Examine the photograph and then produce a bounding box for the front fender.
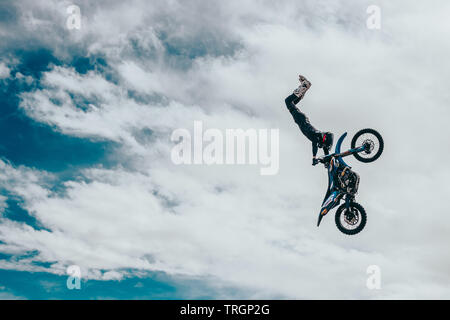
[335,132,350,168]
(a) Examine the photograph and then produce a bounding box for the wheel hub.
[363,139,375,154]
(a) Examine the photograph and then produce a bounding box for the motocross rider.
[284,75,334,166]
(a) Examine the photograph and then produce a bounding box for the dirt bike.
[316,128,384,235]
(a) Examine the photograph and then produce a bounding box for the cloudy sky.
[0,0,449,299]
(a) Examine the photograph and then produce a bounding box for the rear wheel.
[351,128,384,163]
[335,202,367,235]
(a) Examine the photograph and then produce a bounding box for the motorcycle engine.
[337,167,360,195]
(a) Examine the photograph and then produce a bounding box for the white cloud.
[0,63,10,79]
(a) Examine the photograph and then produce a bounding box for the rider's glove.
[312,158,319,166]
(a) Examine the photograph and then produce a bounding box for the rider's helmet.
[320,132,334,153]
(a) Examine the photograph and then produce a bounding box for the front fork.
[344,194,356,219]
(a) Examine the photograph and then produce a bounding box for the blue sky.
[0,51,116,172]
[0,47,183,300]
[0,1,250,299]
[1,0,450,300]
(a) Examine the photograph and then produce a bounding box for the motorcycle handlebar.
[317,155,330,163]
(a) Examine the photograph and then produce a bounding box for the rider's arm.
[312,143,319,166]
[312,141,318,158]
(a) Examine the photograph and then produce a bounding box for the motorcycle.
[316,128,384,235]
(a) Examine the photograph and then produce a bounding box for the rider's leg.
[284,93,301,110]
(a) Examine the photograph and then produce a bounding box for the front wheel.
[335,202,367,235]
[351,128,384,163]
